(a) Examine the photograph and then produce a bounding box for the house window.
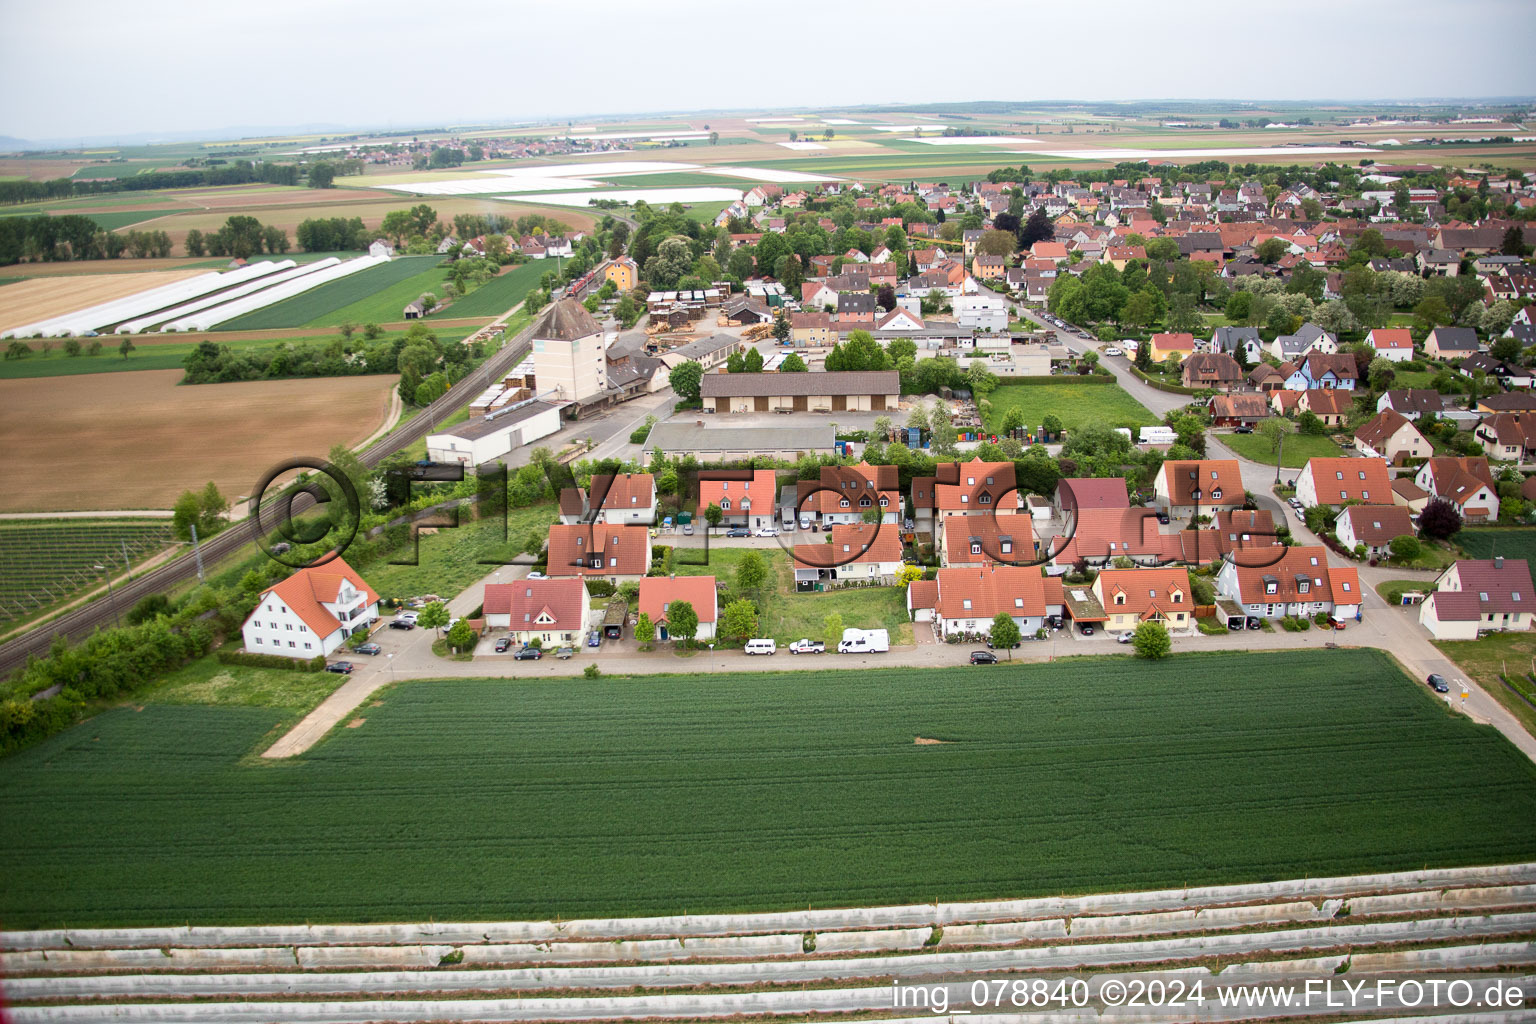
[254,638,262,645]
[1014,598,1023,608]
[970,543,981,555]
[1362,491,1369,500]
[1115,593,1125,605]
[1212,489,1222,500]
[859,496,871,507]
[1335,471,1344,480]
[721,498,731,510]
[879,497,889,507]
[960,495,969,504]
[1266,582,1278,595]
[962,599,972,609]
[979,494,991,504]
[304,642,312,650]
[1001,540,1012,554]
[286,624,293,631]
[1299,581,1309,594]
[288,641,296,648]
[299,625,306,633]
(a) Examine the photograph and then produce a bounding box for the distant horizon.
[2,95,1534,153]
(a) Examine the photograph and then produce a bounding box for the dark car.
[1234,425,1254,434]
[726,527,750,538]
[355,643,382,656]
[1046,615,1064,630]
[970,651,998,665]
[494,637,512,653]
[986,636,1021,650]
[1246,617,1264,631]
[587,631,601,648]
[1156,512,1170,524]
[388,620,415,630]
[513,647,543,660]
[325,661,354,674]
[1079,624,1095,636]
[1427,673,1450,693]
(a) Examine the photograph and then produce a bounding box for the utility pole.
[121,538,132,582]
[1274,431,1284,485]
[190,522,206,583]
[93,565,121,628]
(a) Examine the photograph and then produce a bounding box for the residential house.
[1477,393,1536,415]
[1353,408,1428,463]
[1046,507,1169,573]
[1286,351,1358,390]
[908,565,1065,639]
[1424,326,1480,359]
[836,292,877,323]
[874,307,924,333]
[1215,545,1361,621]
[483,578,588,646]
[698,469,779,530]
[1365,328,1415,362]
[940,513,1035,567]
[1335,504,1416,558]
[559,473,658,526]
[604,257,639,292]
[1299,389,1354,427]
[1093,567,1194,635]
[1419,557,1535,639]
[1153,459,1245,518]
[933,458,1026,523]
[972,253,1007,280]
[1210,393,1270,427]
[239,558,380,659]
[1148,332,1197,363]
[1294,457,1393,508]
[1181,352,1244,390]
[1476,413,1536,461]
[1248,363,1286,393]
[793,523,904,585]
[1054,477,1130,514]
[811,463,900,525]
[639,575,719,641]
[1393,477,1431,513]
[545,524,650,584]
[1030,241,1068,262]
[1415,457,1500,522]
[1378,389,1444,420]
[1104,245,1146,271]
[789,312,836,347]
[368,239,395,259]
[1209,326,1263,363]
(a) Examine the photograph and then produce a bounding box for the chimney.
[1495,556,1504,570]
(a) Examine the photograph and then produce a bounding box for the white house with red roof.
[1364,327,1415,363]
[907,565,1065,639]
[812,463,900,526]
[639,575,719,641]
[1295,457,1393,509]
[483,577,589,646]
[1215,545,1360,621]
[240,557,380,659]
[698,469,778,530]
[793,524,904,585]
[1419,557,1535,640]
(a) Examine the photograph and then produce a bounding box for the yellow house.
[1148,331,1196,363]
[605,257,639,292]
[1092,566,1193,634]
[972,253,1007,280]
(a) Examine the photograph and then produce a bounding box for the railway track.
[0,316,538,679]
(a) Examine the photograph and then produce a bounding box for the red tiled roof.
[484,578,588,632]
[250,557,378,639]
[590,473,654,512]
[1440,559,1534,615]
[1368,328,1414,350]
[814,463,900,515]
[933,565,1064,620]
[1302,389,1353,417]
[1050,508,1165,564]
[935,458,1020,512]
[943,513,1035,565]
[1159,460,1244,507]
[1095,567,1192,621]
[1354,409,1416,450]
[794,523,903,568]
[1227,545,1356,606]
[640,575,719,624]
[546,524,650,577]
[1338,504,1416,546]
[698,470,779,516]
[1301,457,1393,505]
[1057,477,1130,512]
[908,578,938,611]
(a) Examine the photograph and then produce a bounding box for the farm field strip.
[2,650,1534,928]
[215,256,439,332]
[0,270,207,333]
[306,263,451,327]
[433,260,545,318]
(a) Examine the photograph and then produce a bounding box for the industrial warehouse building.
[699,370,901,413]
[425,400,561,465]
[642,423,837,465]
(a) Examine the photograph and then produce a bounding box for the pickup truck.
[788,638,825,654]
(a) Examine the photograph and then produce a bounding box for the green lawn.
[3,648,1535,928]
[1456,528,1536,563]
[1220,431,1342,467]
[1375,579,1433,605]
[306,264,451,327]
[983,381,1157,434]
[439,261,546,319]
[1435,631,1536,739]
[148,656,348,721]
[352,505,558,602]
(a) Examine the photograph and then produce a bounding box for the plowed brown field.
[0,271,208,333]
[0,370,396,511]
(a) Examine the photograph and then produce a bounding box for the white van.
[745,639,777,655]
[837,628,890,653]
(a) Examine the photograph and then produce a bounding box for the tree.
[669,360,704,402]
[1258,415,1295,456]
[726,351,746,374]
[1367,357,1396,394]
[735,550,770,593]
[184,228,206,257]
[719,598,757,643]
[704,503,723,528]
[1225,290,1254,322]
[977,229,1016,257]
[634,612,655,649]
[170,490,202,541]
[417,601,450,631]
[907,400,930,431]
[1135,338,1152,371]
[1166,292,1202,333]
[930,417,959,457]
[1255,238,1288,265]
[780,352,807,372]
[667,600,698,643]
[876,283,897,311]
[988,613,1021,659]
[823,612,844,651]
[118,337,135,359]
[1018,207,1053,248]
[772,310,791,345]
[743,347,764,373]
[1491,335,1523,363]
[1132,621,1172,659]
[1001,406,1026,435]
[1388,535,1422,562]
[1040,413,1063,439]
[1502,225,1526,257]
[197,481,229,536]
[445,619,476,652]
[1419,496,1462,541]
[895,563,923,588]
[380,209,416,247]
[1296,410,1328,436]
[1484,300,1518,340]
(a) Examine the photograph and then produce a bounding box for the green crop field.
[1456,528,1536,564]
[1219,431,1343,468]
[3,649,1535,928]
[438,260,546,318]
[0,208,187,230]
[0,520,176,632]
[983,380,1158,434]
[215,256,442,332]
[305,264,450,327]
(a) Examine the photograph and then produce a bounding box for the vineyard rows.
[0,521,175,629]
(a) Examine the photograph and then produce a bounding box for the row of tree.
[0,160,299,206]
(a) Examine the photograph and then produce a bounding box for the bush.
[583,663,602,679]
[586,579,617,598]
[217,650,325,672]
[1313,611,1331,626]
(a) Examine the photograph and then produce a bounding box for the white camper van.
[837,628,890,653]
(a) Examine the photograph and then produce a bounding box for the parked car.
[1327,617,1347,630]
[969,651,998,665]
[1427,673,1450,693]
[325,661,354,674]
[355,643,382,656]
[1246,616,1264,630]
[726,527,750,538]
[587,631,602,648]
[1234,425,1254,434]
[1287,497,1302,509]
[788,638,825,654]
[903,518,915,530]
[745,639,777,655]
[682,523,694,535]
[1078,624,1095,636]
[388,620,415,630]
[755,527,777,537]
[1046,615,1064,630]
[1104,347,1122,357]
[526,571,544,579]
[396,612,418,624]
[513,647,543,660]
[1156,512,1170,524]
[1116,632,1133,644]
[495,637,512,653]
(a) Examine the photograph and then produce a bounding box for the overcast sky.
[5,0,1535,143]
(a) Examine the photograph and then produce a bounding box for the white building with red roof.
[697,469,778,530]
[1295,457,1393,509]
[1419,557,1535,640]
[907,565,1065,639]
[793,524,904,585]
[1215,545,1360,621]
[483,577,589,646]
[240,557,380,660]
[639,575,719,641]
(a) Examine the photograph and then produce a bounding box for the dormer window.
[859,496,871,507]
[1298,580,1309,594]
[879,497,889,507]
[840,498,849,507]
[1212,488,1222,500]
[1115,593,1126,605]
[979,493,991,504]
[721,498,731,509]
[1001,540,1012,554]
[970,542,981,555]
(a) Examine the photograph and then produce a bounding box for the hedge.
[994,376,1116,387]
[216,650,326,672]
[1128,365,1203,395]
